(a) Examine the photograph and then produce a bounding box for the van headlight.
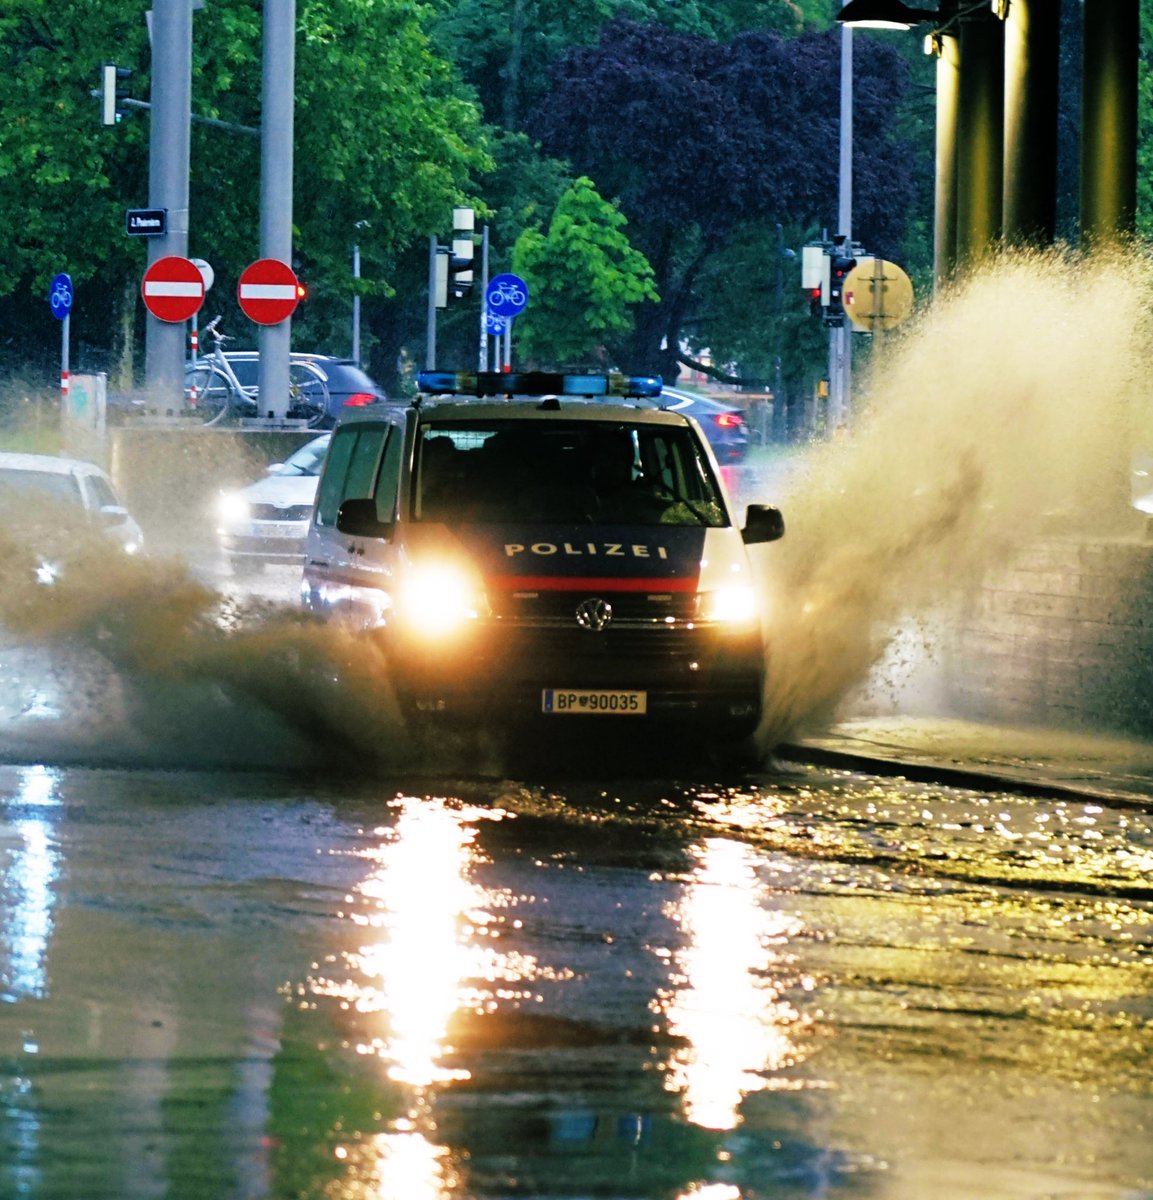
[698,584,758,625]
[397,563,481,636]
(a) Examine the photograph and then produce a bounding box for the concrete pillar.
[1080,0,1138,243]
[1003,0,1059,246]
[933,33,961,286]
[143,0,194,401]
[955,14,1004,268]
[258,0,296,418]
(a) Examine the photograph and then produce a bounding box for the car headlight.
[35,561,60,587]
[216,490,251,528]
[697,584,758,625]
[396,563,481,637]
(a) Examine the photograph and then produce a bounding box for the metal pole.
[829,23,853,432]
[60,314,70,412]
[479,225,489,371]
[143,0,194,403]
[257,0,295,419]
[426,235,437,370]
[350,238,359,360]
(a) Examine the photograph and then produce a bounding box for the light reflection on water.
[662,837,812,1130]
[0,760,1150,1198]
[1,765,62,1004]
[344,799,485,1087]
[301,795,828,1195]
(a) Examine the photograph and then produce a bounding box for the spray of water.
[0,514,414,769]
[755,245,1153,746]
[1,247,1148,772]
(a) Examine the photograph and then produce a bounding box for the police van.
[300,372,784,744]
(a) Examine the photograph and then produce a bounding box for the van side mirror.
[742,504,784,544]
[336,498,391,538]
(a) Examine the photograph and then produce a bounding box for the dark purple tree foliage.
[529,19,918,376]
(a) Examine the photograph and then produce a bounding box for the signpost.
[842,258,914,334]
[189,258,215,366]
[484,273,528,371]
[49,272,73,405]
[237,258,301,326]
[141,255,205,324]
[485,272,528,317]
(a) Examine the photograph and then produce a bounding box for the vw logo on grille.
[575,597,613,632]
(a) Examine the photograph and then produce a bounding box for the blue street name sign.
[49,273,73,320]
[485,273,528,317]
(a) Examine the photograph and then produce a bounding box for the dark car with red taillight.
[185,350,388,428]
[659,388,751,464]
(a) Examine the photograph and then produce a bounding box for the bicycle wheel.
[287,362,331,428]
[184,364,233,426]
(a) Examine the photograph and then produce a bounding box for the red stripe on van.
[491,575,697,593]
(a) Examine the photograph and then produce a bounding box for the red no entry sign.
[237,258,301,325]
[141,256,205,323]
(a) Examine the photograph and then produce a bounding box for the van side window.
[316,425,393,527]
[373,422,404,524]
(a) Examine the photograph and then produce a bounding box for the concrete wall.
[943,536,1153,735]
[106,425,317,557]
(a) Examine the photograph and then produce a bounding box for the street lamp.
[836,0,937,28]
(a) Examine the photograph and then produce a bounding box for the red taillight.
[715,413,743,429]
[342,392,377,407]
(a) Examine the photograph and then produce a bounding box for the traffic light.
[295,281,307,301]
[449,205,475,300]
[825,254,856,326]
[101,63,132,126]
[449,240,473,299]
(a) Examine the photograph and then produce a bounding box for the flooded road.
[2,752,1150,1199]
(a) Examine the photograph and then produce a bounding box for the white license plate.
[542,689,648,715]
[253,522,304,539]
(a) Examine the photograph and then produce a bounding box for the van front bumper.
[384,617,766,737]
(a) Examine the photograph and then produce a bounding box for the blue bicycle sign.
[485,273,528,317]
[485,311,507,336]
[49,272,73,321]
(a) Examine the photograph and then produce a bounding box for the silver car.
[215,434,330,572]
[0,451,144,574]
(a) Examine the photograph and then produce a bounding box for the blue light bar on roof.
[416,371,662,399]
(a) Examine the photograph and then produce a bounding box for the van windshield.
[415,420,728,527]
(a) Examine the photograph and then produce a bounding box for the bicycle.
[183,316,331,428]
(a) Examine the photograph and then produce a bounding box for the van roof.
[415,398,693,429]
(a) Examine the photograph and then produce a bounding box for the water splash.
[0,518,409,770]
[756,245,1153,745]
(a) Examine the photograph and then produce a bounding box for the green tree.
[510,175,658,367]
[428,0,830,134]
[0,0,489,382]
